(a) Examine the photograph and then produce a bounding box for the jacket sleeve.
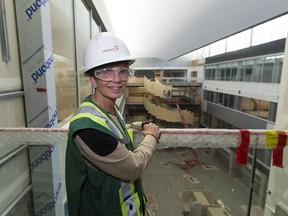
[74,133,157,181]
[127,121,143,131]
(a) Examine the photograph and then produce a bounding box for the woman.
[65,32,161,216]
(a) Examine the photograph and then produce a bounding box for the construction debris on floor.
[141,148,264,216]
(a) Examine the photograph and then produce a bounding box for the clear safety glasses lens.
[94,68,134,81]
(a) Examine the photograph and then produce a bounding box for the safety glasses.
[94,68,134,82]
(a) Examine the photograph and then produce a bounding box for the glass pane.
[231,68,237,81]
[226,29,251,52]
[273,55,283,83]
[238,64,245,82]
[75,1,92,102]
[244,60,253,82]
[220,68,225,81]
[250,99,259,117]
[253,58,263,82]
[142,147,267,216]
[51,0,77,122]
[218,93,224,105]
[228,95,234,108]
[259,100,269,119]
[210,39,226,56]
[262,57,274,83]
[241,97,250,113]
[252,14,288,45]
[53,55,77,121]
[223,94,229,106]
[226,68,231,81]
[211,68,216,80]
[205,69,209,80]
[209,91,214,102]
[214,67,220,80]
[0,125,274,216]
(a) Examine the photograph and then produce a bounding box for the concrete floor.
[141,148,264,216]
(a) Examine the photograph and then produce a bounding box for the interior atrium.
[1,1,288,216]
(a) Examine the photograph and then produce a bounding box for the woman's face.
[90,63,129,102]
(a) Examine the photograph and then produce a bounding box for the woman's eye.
[102,69,113,75]
[119,69,128,74]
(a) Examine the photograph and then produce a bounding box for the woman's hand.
[142,122,161,142]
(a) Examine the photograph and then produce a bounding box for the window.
[226,68,231,81]
[191,71,197,77]
[211,67,217,80]
[220,68,225,81]
[262,57,274,83]
[205,55,283,84]
[214,67,220,80]
[205,69,210,80]
[231,68,237,81]
[259,100,269,119]
[253,58,263,82]
[241,97,250,113]
[244,60,253,82]
[273,55,283,83]
[51,0,77,122]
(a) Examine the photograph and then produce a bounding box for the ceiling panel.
[103,0,288,60]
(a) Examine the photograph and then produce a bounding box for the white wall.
[264,35,288,215]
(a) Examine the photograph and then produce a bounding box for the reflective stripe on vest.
[71,102,130,144]
[127,129,134,143]
[119,182,142,216]
[115,107,134,143]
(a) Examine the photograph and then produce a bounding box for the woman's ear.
[89,76,97,88]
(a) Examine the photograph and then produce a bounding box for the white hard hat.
[83,32,135,76]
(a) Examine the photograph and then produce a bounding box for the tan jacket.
[74,121,158,181]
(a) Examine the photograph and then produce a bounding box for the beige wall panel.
[0,97,26,127]
[0,0,21,91]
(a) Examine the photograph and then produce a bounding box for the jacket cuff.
[129,121,143,131]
